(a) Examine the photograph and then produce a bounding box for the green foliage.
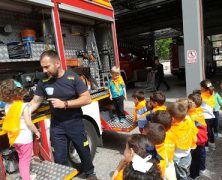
[155,38,172,60]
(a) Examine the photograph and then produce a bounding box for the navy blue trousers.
[50,119,94,176]
[190,145,206,178]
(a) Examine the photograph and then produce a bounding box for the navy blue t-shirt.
[35,70,88,125]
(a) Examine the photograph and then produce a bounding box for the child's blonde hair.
[111,66,120,74]
[177,98,195,111]
[168,102,187,120]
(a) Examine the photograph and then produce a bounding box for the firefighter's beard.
[47,69,59,79]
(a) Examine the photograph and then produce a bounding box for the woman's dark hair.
[123,164,162,180]
[132,91,145,101]
[124,134,162,180]
[0,79,27,103]
[200,79,214,95]
[151,110,172,131]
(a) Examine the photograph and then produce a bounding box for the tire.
[68,119,98,169]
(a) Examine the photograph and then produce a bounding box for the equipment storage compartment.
[0,1,56,78]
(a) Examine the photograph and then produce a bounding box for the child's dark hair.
[151,110,172,131]
[150,91,165,105]
[127,134,151,158]
[132,91,145,101]
[188,93,202,107]
[124,134,162,180]
[123,165,162,180]
[200,79,214,95]
[167,102,187,120]
[0,79,27,103]
[143,123,166,145]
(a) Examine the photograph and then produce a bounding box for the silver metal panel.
[59,3,113,22]
[31,160,76,179]
[0,45,9,60]
[24,0,54,7]
[31,43,55,59]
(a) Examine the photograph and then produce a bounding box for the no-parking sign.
[187,50,197,63]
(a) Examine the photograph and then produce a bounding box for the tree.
[155,38,172,60]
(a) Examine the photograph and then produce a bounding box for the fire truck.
[0,0,136,179]
[170,36,216,79]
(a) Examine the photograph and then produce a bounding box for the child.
[213,84,222,138]
[168,102,198,180]
[200,80,216,149]
[108,66,127,123]
[188,93,208,178]
[145,91,167,124]
[150,91,167,112]
[143,123,166,178]
[113,134,162,180]
[132,91,148,133]
[151,110,177,180]
[0,79,40,180]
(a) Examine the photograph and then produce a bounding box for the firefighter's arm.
[30,95,44,113]
[48,91,91,109]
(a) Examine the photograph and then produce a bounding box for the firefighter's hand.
[124,96,128,100]
[35,131,40,140]
[47,98,65,108]
[110,95,113,101]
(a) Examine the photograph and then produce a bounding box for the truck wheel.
[68,119,98,170]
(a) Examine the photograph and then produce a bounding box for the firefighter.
[153,56,170,91]
[30,50,97,180]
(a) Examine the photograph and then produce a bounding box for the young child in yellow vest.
[132,90,149,133]
[150,91,167,112]
[143,122,168,179]
[0,79,40,180]
[151,110,177,180]
[108,66,127,123]
[188,92,208,178]
[200,80,216,150]
[112,134,162,180]
[168,102,198,180]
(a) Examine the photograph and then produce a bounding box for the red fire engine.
[0,0,136,179]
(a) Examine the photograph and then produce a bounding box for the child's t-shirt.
[108,76,125,98]
[201,91,216,119]
[133,100,148,127]
[5,103,33,144]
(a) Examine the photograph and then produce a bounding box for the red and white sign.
[187,50,197,64]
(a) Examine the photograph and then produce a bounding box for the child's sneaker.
[214,133,218,139]
[200,169,211,178]
[208,142,216,150]
[119,118,125,123]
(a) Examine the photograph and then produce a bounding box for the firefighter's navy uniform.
[35,70,94,177]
